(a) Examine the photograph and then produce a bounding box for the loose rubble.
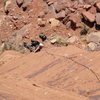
[0,0,100,54]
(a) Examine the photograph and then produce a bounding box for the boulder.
[96,13,100,25]
[82,11,95,22]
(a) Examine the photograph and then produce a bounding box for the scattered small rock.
[23,42,34,52]
[22,0,33,11]
[37,18,46,27]
[49,18,60,27]
[24,40,44,53]
[16,0,24,7]
[65,8,70,16]
[46,0,54,5]
[69,14,81,29]
[4,0,12,14]
[38,11,45,18]
[87,42,98,51]
[69,8,75,13]
[56,10,65,19]
[50,35,68,46]
[82,11,95,22]
[67,36,78,44]
[0,43,6,54]
[39,33,47,41]
[48,1,54,5]
[53,1,66,12]
[87,31,100,43]
[44,92,48,95]
[65,21,71,28]
[96,13,100,25]
[80,25,89,35]
[84,4,91,10]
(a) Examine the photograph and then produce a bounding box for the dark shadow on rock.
[5,10,9,15]
[22,6,27,11]
[70,21,77,30]
[81,18,94,28]
[95,24,100,30]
